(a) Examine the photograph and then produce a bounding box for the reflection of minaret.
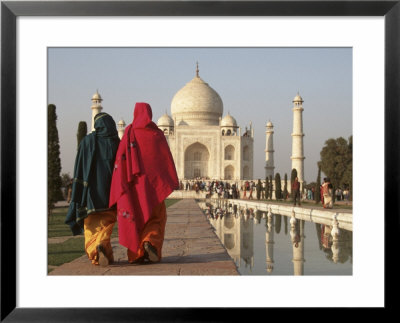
[91,90,103,131]
[241,212,254,269]
[331,216,340,263]
[291,219,305,276]
[265,121,275,178]
[291,93,305,185]
[265,211,275,273]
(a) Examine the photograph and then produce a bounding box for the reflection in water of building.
[199,199,352,275]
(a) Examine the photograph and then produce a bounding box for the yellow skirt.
[127,201,167,263]
[84,209,117,265]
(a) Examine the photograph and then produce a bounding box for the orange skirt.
[84,209,117,265]
[127,201,167,263]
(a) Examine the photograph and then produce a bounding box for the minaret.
[265,210,275,273]
[291,219,306,276]
[291,93,305,185]
[91,90,103,131]
[265,121,275,178]
[117,118,126,139]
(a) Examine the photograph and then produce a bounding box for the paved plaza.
[49,199,239,275]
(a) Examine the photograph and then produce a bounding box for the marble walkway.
[49,199,239,275]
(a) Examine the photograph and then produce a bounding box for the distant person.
[261,181,266,199]
[249,181,254,200]
[291,177,301,206]
[322,177,333,209]
[65,112,120,266]
[66,179,73,203]
[256,179,262,200]
[320,184,324,205]
[109,103,179,264]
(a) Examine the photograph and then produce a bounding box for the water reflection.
[198,199,352,275]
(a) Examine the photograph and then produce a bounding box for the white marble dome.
[171,75,223,126]
[157,113,174,127]
[118,119,126,126]
[221,113,237,127]
[293,93,303,102]
[266,121,273,127]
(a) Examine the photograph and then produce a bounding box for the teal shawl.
[65,113,120,235]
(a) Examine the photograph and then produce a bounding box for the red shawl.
[109,103,179,251]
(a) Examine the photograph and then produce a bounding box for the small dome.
[118,119,126,126]
[266,121,273,127]
[221,113,237,127]
[157,113,174,127]
[92,90,102,101]
[293,93,303,102]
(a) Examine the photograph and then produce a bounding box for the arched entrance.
[224,165,234,180]
[184,142,210,179]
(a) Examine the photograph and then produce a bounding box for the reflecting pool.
[197,199,352,275]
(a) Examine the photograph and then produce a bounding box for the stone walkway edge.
[49,199,239,276]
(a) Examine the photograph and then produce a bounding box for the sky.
[48,47,352,182]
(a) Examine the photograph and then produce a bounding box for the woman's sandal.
[96,244,109,267]
[143,242,159,262]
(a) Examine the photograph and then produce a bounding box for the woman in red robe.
[109,103,179,263]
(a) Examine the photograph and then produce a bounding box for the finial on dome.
[196,62,199,77]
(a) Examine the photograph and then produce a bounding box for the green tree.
[77,121,88,149]
[290,168,297,199]
[275,173,282,199]
[61,172,72,199]
[256,179,262,200]
[269,175,273,199]
[283,173,289,200]
[341,136,353,200]
[291,168,298,183]
[319,136,352,199]
[315,164,322,204]
[48,104,63,217]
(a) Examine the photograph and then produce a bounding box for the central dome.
[171,74,223,126]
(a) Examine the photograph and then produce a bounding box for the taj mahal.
[89,64,305,185]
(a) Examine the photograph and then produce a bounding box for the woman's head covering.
[65,112,120,235]
[109,102,179,251]
[94,112,119,137]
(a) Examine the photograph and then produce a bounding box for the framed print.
[1,0,398,320]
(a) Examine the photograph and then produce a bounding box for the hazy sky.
[48,47,352,182]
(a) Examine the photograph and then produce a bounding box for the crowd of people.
[178,177,350,210]
[179,179,269,200]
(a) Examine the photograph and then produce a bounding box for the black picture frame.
[1,0,398,321]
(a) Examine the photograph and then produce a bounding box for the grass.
[165,198,181,208]
[48,198,181,270]
[48,237,85,266]
[48,207,74,237]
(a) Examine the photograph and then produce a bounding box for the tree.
[77,121,88,149]
[275,173,282,199]
[256,179,262,200]
[315,164,322,204]
[290,168,297,198]
[319,136,352,199]
[283,173,289,200]
[61,172,72,199]
[269,175,273,199]
[265,177,269,200]
[48,104,63,217]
